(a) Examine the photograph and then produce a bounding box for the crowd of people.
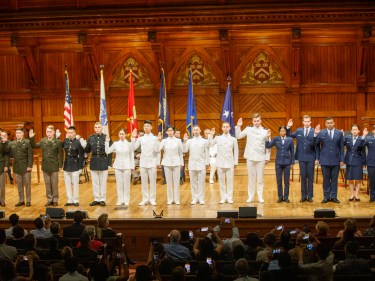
[1,112,375,207]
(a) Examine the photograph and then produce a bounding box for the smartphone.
[184,263,190,273]
[290,229,297,235]
[201,227,209,232]
[206,257,212,265]
[306,243,314,251]
[303,234,310,240]
[153,253,159,261]
[41,215,48,219]
[272,248,281,254]
[224,218,231,223]
[23,256,28,261]
[275,225,284,231]
[189,231,194,239]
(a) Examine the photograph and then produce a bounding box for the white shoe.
[191,200,197,205]
[116,203,122,206]
[175,201,180,205]
[167,201,172,205]
[246,198,254,203]
[209,179,214,184]
[150,201,156,206]
[220,200,225,204]
[138,201,146,206]
[199,201,205,205]
[258,198,264,203]
[125,203,129,206]
[227,200,233,204]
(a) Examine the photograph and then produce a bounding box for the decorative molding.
[240,52,284,85]
[174,54,219,86]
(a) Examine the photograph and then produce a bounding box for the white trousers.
[209,163,217,181]
[247,160,265,201]
[218,167,234,201]
[64,171,80,203]
[91,170,108,202]
[115,169,131,205]
[165,166,180,203]
[140,167,156,203]
[189,169,206,202]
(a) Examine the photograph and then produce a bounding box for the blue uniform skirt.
[346,165,363,180]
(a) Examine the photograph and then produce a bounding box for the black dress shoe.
[321,199,328,203]
[370,199,375,203]
[284,199,290,203]
[0,203,6,207]
[15,202,25,207]
[277,199,283,203]
[90,201,99,206]
[73,203,79,206]
[355,197,360,201]
[300,198,307,202]
[64,202,72,206]
[45,202,53,207]
[127,259,137,265]
[308,199,313,202]
[26,202,31,207]
[100,201,106,206]
[332,199,340,203]
[349,197,354,201]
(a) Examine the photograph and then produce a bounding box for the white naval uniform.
[105,140,135,205]
[235,126,270,202]
[183,136,209,204]
[209,143,217,182]
[156,137,184,204]
[209,133,238,203]
[132,133,159,205]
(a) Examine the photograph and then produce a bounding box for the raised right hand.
[158,132,163,141]
[314,124,321,135]
[183,133,189,142]
[363,127,369,137]
[267,129,272,138]
[236,118,243,127]
[132,128,138,138]
[29,129,35,138]
[105,135,110,142]
[287,119,293,128]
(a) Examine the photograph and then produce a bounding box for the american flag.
[64,68,73,131]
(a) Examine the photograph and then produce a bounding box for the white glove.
[79,138,87,148]
[79,169,82,174]
[55,129,61,139]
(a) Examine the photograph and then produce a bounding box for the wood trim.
[110,114,156,121]
[239,112,286,119]
[300,111,356,117]
[239,87,287,95]
[174,113,220,120]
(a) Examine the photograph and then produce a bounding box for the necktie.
[305,129,308,137]
[329,130,333,139]
[282,138,284,145]
[353,137,356,145]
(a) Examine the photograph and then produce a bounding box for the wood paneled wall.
[0,1,374,159]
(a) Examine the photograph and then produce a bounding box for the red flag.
[64,68,74,131]
[127,71,138,134]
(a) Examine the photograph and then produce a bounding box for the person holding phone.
[193,227,223,261]
[163,230,191,261]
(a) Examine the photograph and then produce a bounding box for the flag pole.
[161,62,164,136]
[129,63,133,136]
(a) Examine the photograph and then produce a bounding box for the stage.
[2,163,373,220]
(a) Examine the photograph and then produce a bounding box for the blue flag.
[186,69,197,137]
[158,68,170,137]
[221,83,235,136]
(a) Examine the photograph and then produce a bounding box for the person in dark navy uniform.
[286,115,318,202]
[314,117,344,203]
[362,125,375,202]
[63,126,84,206]
[266,126,295,203]
[85,122,112,206]
[344,124,365,202]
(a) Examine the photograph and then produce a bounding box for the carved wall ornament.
[110,57,153,88]
[240,52,284,85]
[174,54,218,86]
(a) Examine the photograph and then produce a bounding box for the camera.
[201,227,208,232]
[302,234,310,240]
[184,263,190,273]
[272,248,281,254]
[23,256,28,261]
[189,231,194,239]
[206,257,212,265]
[153,253,159,261]
[306,243,314,251]
[290,229,297,235]
[275,225,284,231]
[224,218,230,223]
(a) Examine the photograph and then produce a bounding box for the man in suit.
[235,113,270,203]
[314,117,344,203]
[266,126,295,203]
[63,126,84,206]
[9,128,33,207]
[63,210,85,238]
[286,115,318,202]
[85,122,112,206]
[208,122,238,204]
[362,125,375,202]
[0,131,10,207]
[29,125,63,206]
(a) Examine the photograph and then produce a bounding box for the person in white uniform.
[235,113,270,203]
[156,125,184,205]
[105,129,134,206]
[204,128,217,184]
[131,120,159,206]
[208,122,238,204]
[183,125,209,205]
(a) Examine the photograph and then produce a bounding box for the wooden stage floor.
[2,163,374,220]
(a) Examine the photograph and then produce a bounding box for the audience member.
[33,263,53,281]
[334,241,371,275]
[222,244,246,275]
[51,246,84,275]
[30,216,52,238]
[196,261,214,281]
[256,233,276,262]
[76,225,104,251]
[41,237,62,260]
[244,232,263,260]
[22,234,43,257]
[234,258,258,281]
[0,257,34,281]
[333,226,355,250]
[128,265,153,281]
[5,213,28,238]
[147,242,173,275]
[171,266,185,281]
[73,233,98,261]
[49,222,72,248]
[163,230,191,261]
[337,218,362,237]
[211,218,241,258]
[314,221,330,237]
[193,229,223,261]
[277,230,295,251]
[63,210,85,238]
[180,230,194,251]
[363,214,375,236]
[0,229,17,260]
[260,252,297,281]
[7,225,27,249]
[96,213,117,238]
[58,257,89,281]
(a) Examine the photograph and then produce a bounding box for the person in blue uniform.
[362,125,375,203]
[266,126,294,203]
[314,117,344,203]
[344,124,365,201]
